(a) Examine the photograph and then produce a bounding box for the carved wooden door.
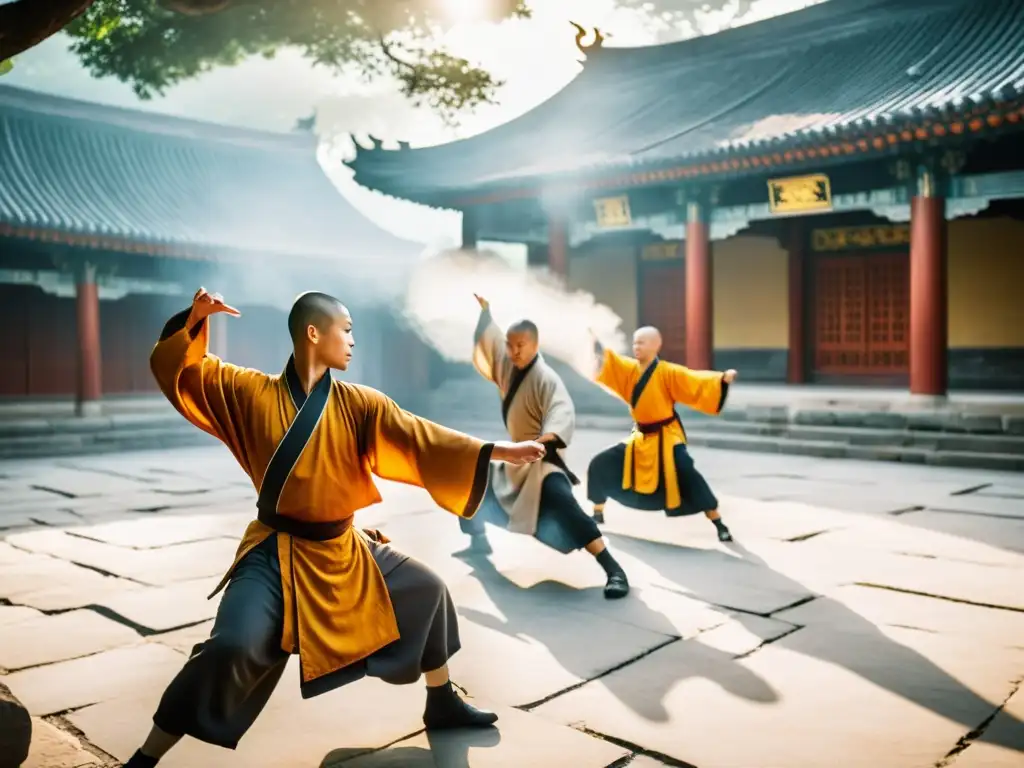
[812,253,908,376]
[639,259,686,365]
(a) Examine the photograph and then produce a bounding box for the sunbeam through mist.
[401,248,629,377]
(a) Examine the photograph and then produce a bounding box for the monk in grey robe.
[458,294,630,599]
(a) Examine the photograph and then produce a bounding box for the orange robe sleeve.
[662,362,729,416]
[594,345,639,404]
[362,390,493,519]
[149,308,270,478]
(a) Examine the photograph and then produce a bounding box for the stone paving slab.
[22,717,103,767]
[805,516,1024,567]
[95,578,224,632]
[3,643,185,716]
[535,626,1024,768]
[0,604,43,627]
[4,529,240,586]
[0,556,144,611]
[65,512,245,548]
[0,608,140,671]
[773,585,1024,646]
[69,657,439,767]
[928,493,1024,519]
[447,575,672,708]
[336,706,629,767]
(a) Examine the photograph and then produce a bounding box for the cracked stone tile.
[0,609,141,671]
[534,625,1024,768]
[28,468,148,498]
[22,717,102,767]
[64,513,246,548]
[0,557,144,611]
[692,614,798,657]
[70,657,432,767]
[773,584,1024,645]
[147,620,214,654]
[447,575,672,708]
[3,643,185,716]
[95,578,224,632]
[335,705,629,767]
[4,529,239,586]
[599,532,815,615]
[951,684,1024,767]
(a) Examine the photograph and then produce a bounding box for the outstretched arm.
[363,391,544,519]
[663,363,733,416]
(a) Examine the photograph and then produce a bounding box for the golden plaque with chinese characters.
[767,173,832,214]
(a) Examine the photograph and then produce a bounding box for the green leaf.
[0,59,14,76]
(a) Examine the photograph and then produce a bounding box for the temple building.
[347,0,1024,394]
[0,85,431,413]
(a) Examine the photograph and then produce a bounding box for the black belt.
[256,507,354,542]
[635,413,681,435]
[542,439,581,486]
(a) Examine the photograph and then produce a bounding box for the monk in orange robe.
[123,289,545,768]
[586,326,737,542]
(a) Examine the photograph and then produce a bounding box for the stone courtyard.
[1,429,1023,767]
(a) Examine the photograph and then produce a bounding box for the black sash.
[631,358,660,409]
[256,356,342,541]
[501,355,540,425]
[542,438,581,486]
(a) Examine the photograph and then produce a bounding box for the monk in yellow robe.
[586,326,737,542]
[123,288,545,768]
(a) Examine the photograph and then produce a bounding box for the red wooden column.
[547,215,569,277]
[75,262,102,416]
[786,219,806,384]
[909,169,948,397]
[685,201,713,370]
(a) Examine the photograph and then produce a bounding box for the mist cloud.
[400,247,628,378]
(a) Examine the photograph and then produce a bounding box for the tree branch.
[0,0,97,61]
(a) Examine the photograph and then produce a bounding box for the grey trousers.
[151,533,459,749]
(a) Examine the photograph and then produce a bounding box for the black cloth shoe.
[604,571,629,599]
[592,509,605,525]
[124,750,159,768]
[423,682,498,730]
[714,522,733,542]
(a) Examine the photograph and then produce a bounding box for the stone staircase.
[408,362,1024,473]
[0,411,217,460]
[2,366,1022,471]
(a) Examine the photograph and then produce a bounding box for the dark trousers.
[460,473,602,554]
[152,534,459,749]
[587,442,719,517]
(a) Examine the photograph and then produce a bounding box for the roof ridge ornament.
[569,22,605,57]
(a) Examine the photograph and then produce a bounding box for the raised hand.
[724,369,738,383]
[188,287,241,325]
[473,293,489,311]
[492,440,545,465]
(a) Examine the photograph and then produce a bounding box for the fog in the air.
[401,248,628,378]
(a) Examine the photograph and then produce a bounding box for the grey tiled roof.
[0,85,420,269]
[347,0,1024,201]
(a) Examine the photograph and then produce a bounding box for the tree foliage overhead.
[0,0,531,125]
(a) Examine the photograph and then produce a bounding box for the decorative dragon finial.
[397,140,411,150]
[569,22,605,56]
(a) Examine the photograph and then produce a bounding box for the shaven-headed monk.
[458,294,629,599]
[587,325,737,542]
[123,288,546,768]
